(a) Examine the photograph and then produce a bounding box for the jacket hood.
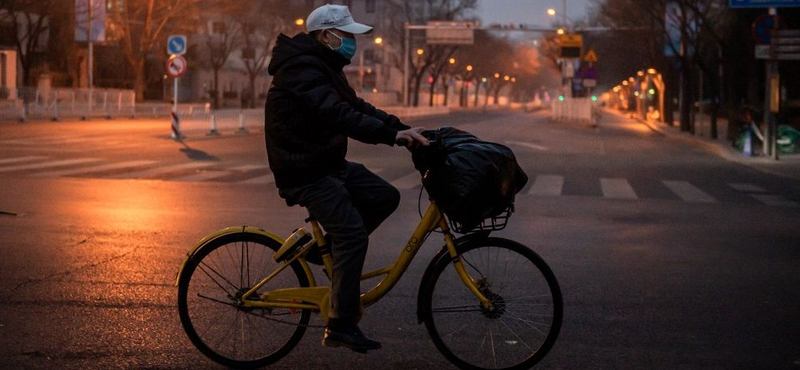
[267,33,350,76]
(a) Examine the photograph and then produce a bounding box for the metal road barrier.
[0,87,136,122]
[551,98,596,123]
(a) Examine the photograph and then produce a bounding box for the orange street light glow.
[494,72,500,78]
[648,68,657,74]
[449,57,456,64]
[374,37,383,44]
[557,28,565,35]
[547,8,557,16]
[466,65,473,71]
[504,75,510,81]
[416,48,424,55]
[295,19,304,26]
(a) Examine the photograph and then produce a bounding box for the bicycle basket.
[448,204,514,234]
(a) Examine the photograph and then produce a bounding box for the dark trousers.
[279,162,400,321]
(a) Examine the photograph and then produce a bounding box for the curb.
[604,109,800,181]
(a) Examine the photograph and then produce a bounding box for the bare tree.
[201,16,241,110]
[0,0,59,85]
[237,0,304,109]
[107,0,203,101]
[384,0,478,106]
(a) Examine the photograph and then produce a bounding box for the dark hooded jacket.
[265,32,410,189]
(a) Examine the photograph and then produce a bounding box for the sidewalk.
[605,109,800,181]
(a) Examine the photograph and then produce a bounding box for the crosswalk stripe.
[0,156,47,165]
[750,194,799,208]
[173,170,232,182]
[32,160,156,178]
[0,158,102,172]
[600,178,638,200]
[238,174,274,184]
[528,175,564,196]
[391,171,423,190]
[728,183,766,193]
[109,162,214,179]
[662,180,717,203]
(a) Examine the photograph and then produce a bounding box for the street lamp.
[547,8,557,16]
[416,48,425,56]
[295,18,304,26]
[494,72,500,79]
[374,37,383,45]
[449,57,456,65]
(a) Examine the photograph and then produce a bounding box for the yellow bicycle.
[176,185,562,370]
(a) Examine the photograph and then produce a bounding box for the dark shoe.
[322,323,382,353]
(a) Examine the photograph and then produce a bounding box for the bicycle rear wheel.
[419,237,562,370]
[177,232,311,369]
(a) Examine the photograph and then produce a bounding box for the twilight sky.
[476,0,597,27]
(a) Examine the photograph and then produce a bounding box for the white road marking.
[109,162,214,179]
[391,171,423,190]
[750,194,799,208]
[662,180,717,203]
[0,158,102,172]
[728,183,766,193]
[600,178,638,200]
[0,156,47,165]
[32,160,156,177]
[505,141,548,151]
[238,174,274,185]
[528,175,564,196]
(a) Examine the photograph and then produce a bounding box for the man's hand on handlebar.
[395,127,430,149]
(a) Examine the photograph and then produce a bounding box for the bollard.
[207,113,220,136]
[237,111,248,134]
[52,97,59,121]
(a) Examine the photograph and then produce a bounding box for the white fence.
[0,87,136,122]
[551,98,596,123]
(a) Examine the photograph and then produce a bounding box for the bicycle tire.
[418,237,562,370]
[177,232,311,368]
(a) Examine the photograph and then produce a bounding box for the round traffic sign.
[752,14,780,45]
[166,55,187,78]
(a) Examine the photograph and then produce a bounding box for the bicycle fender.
[174,226,285,287]
[416,232,489,324]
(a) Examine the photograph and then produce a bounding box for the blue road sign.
[167,35,187,55]
[730,0,800,8]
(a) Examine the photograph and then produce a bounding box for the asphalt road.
[0,109,798,369]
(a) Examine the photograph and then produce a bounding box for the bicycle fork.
[439,219,493,311]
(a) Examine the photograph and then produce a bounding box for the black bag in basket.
[411,127,528,231]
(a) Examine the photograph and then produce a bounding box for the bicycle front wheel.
[419,237,562,370]
[177,232,311,369]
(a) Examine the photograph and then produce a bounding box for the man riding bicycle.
[264,4,428,353]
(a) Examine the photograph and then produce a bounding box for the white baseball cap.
[306,4,373,34]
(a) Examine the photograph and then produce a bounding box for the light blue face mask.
[327,31,357,60]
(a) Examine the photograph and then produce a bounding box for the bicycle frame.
[238,201,492,320]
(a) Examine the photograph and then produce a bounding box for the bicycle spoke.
[179,235,311,367]
[430,305,483,313]
[423,239,561,370]
[198,262,238,296]
[498,318,533,352]
[196,293,237,308]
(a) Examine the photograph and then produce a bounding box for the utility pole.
[763,7,779,160]
[87,0,94,115]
